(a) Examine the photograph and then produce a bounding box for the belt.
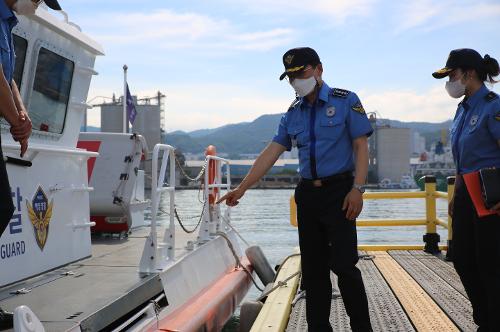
[300,171,353,187]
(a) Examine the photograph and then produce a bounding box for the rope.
[256,270,301,302]
[219,214,251,247]
[216,231,264,292]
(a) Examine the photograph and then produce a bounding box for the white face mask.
[13,0,37,16]
[290,75,317,97]
[445,75,466,99]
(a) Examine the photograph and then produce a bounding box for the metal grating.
[389,251,476,331]
[370,251,459,332]
[286,256,415,331]
[409,250,467,297]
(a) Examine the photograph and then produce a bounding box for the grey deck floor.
[0,226,197,331]
[286,251,475,332]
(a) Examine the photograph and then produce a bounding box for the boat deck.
[0,226,197,332]
[255,250,475,332]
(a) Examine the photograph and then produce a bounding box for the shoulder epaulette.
[331,88,350,98]
[485,91,499,102]
[287,97,300,111]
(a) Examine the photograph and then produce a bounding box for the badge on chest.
[470,115,479,127]
[326,106,336,117]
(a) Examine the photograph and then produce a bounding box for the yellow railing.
[290,175,456,256]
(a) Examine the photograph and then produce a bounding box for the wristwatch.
[353,184,366,194]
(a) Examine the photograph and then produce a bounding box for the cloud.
[396,1,500,32]
[360,85,459,123]
[81,9,294,52]
[226,0,377,24]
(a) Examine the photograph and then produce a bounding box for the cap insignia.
[284,54,294,65]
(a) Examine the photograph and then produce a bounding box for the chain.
[176,156,207,182]
[158,200,206,234]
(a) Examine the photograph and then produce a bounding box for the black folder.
[479,168,500,209]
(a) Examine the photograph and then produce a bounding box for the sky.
[60,0,500,132]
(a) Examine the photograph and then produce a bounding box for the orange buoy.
[205,145,218,204]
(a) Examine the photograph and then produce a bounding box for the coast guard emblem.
[26,186,53,251]
[326,106,336,117]
[470,115,479,126]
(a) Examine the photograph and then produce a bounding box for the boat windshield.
[29,47,74,134]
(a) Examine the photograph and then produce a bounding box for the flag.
[126,83,137,124]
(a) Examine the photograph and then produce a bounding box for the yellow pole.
[446,176,455,260]
[290,195,298,227]
[423,175,440,253]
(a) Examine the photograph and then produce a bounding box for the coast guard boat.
[0,6,255,332]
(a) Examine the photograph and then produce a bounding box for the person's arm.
[10,80,31,156]
[343,136,368,220]
[0,65,20,126]
[217,142,286,206]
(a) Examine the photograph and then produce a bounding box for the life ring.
[205,145,218,204]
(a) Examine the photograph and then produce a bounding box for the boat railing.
[198,155,232,243]
[290,175,456,258]
[140,143,176,272]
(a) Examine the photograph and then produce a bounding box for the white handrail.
[140,144,176,272]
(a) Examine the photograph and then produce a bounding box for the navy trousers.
[452,178,500,332]
[295,176,371,332]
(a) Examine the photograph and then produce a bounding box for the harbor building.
[369,126,411,183]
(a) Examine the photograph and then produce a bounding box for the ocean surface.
[161,188,450,330]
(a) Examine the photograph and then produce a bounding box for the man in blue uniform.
[219,47,373,331]
[0,0,61,329]
[433,48,500,331]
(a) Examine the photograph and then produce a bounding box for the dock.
[285,250,473,331]
[250,175,475,331]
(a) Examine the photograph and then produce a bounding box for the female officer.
[433,48,500,332]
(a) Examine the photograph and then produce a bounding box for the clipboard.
[463,171,496,218]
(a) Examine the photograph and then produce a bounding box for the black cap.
[43,0,62,10]
[432,48,483,79]
[279,47,320,80]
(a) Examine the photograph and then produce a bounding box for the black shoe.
[0,308,13,331]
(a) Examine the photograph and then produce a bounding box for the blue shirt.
[272,82,373,179]
[450,84,500,174]
[0,1,17,84]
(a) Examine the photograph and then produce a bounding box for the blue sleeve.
[487,106,500,140]
[346,92,373,139]
[272,113,292,151]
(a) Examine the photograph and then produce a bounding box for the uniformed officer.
[433,48,500,331]
[218,47,373,331]
[0,0,60,328]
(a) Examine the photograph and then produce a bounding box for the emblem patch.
[351,102,366,114]
[495,111,500,122]
[26,186,53,251]
[470,115,479,126]
[284,54,294,65]
[326,106,336,117]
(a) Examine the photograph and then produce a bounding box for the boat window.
[29,47,74,134]
[12,35,27,87]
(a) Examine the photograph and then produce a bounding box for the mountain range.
[165,113,453,155]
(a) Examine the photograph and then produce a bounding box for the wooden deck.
[253,250,475,332]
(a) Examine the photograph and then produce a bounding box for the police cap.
[432,48,483,79]
[279,47,321,80]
